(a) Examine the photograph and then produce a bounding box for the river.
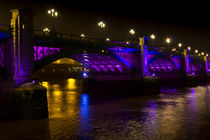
[0,78,210,140]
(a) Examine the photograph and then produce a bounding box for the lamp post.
[43,27,50,36]
[150,34,155,47]
[128,28,135,45]
[166,37,171,52]
[97,21,106,39]
[47,9,58,32]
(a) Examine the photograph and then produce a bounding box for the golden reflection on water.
[41,79,79,119]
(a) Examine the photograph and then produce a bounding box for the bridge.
[0,7,209,86]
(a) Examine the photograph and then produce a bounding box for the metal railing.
[0,24,11,33]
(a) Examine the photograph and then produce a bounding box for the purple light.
[33,46,60,61]
[152,73,156,77]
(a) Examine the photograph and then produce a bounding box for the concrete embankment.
[0,79,48,120]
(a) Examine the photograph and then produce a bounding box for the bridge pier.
[139,36,149,78]
[10,7,34,86]
[204,56,208,75]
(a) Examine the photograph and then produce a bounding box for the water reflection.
[38,82,210,139]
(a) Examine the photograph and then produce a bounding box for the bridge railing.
[0,24,11,33]
[34,29,103,45]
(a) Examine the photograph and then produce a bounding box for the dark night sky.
[1,0,210,54]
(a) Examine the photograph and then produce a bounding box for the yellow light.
[98,21,105,28]
[195,49,198,53]
[42,81,49,89]
[198,53,201,56]
[80,33,85,37]
[55,12,58,17]
[201,52,204,55]
[172,48,176,51]
[101,50,104,53]
[166,37,171,44]
[126,41,129,44]
[106,38,110,41]
[178,43,182,47]
[150,34,155,39]
[67,78,77,90]
[129,29,135,35]
[206,54,208,56]
[48,10,51,14]
[51,9,54,12]
[188,46,191,51]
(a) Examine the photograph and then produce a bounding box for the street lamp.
[195,49,198,53]
[97,21,106,39]
[47,9,58,33]
[166,37,171,44]
[98,21,106,28]
[80,33,85,37]
[106,38,110,41]
[43,27,50,33]
[201,52,204,55]
[187,46,191,51]
[129,29,135,35]
[178,43,182,47]
[48,9,58,17]
[150,34,155,40]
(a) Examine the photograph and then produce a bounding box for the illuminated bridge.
[0,7,209,86]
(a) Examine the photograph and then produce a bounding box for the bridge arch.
[34,49,133,75]
[148,55,180,78]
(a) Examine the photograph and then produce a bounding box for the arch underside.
[189,63,202,74]
[70,53,132,74]
[148,57,179,74]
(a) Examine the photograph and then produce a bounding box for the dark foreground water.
[1,78,210,140]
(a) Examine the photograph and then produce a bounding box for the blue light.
[82,72,88,77]
[0,32,9,39]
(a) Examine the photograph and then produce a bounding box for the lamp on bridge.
[165,37,171,51]
[97,21,106,40]
[195,49,198,54]
[150,34,155,47]
[43,27,50,35]
[178,43,182,48]
[128,29,135,45]
[47,8,58,35]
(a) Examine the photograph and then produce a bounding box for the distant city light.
[201,52,204,55]
[187,46,191,51]
[106,38,110,41]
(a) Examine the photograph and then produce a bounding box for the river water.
[0,78,210,140]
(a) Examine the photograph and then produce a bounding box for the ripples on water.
[1,79,210,140]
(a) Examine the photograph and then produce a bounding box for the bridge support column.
[204,56,208,75]
[139,36,149,79]
[10,7,34,86]
[184,49,189,75]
